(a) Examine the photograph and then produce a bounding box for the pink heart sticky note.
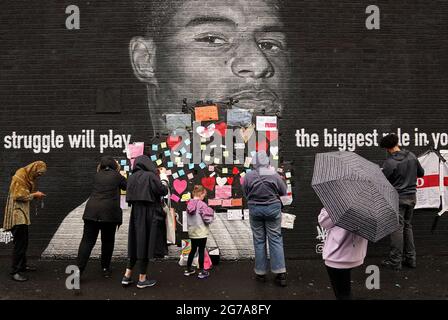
[173,179,187,195]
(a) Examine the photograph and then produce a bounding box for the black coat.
[83,168,127,224]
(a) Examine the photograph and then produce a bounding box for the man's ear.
[130,36,158,86]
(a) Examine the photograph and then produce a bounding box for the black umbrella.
[311,151,399,242]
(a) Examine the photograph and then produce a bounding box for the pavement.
[0,255,447,300]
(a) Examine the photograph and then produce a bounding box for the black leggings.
[326,266,352,300]
[11,225,29,275]
[187,238,207,270]
[77,220,117,273]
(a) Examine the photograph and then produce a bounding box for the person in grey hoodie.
[184,185,214,279]
[242,151,288,287]
[379,133,425,270]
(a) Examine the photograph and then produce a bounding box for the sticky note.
[231,198,243,206]
[234,159,240,165]
[273,155,279,160]
[151,155,157,161]
[124,166,130,172]
[160,142,167,148]
[210,172,216,177]
[120,160,127,166]
[189,163,195,170]
[204,155,211,162]
[221,144,227,149]
[156,159,162,166]
[210,144,217,149]
[208,166,214,172]
[174,151,180,156]
[181,193,191,202]
[240,172,246,177]
[175,157,182,163]
[201,137,207,143]
[178,169,185,176]
[214,158,220,164]
[170,194,180,202]
[215,185,232,199]
[172,172,179,179]
[186,153,192,159]
[246,169,252,173]
[201,145,206,151]
[222,168,228,174]
[223,151,229,158]
[285,172,292,178]
[180,147,187,154]
[177,162,184,167]
[152,144,158,151]
[166,170,172,176]
[184,139,191,146]
[187,173,194,180]
[235,143,245,149]
[167,161,174,168]
[164,150,171,157]
[199,163,206,169]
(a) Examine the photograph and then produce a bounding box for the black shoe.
[102,268,112,278]
[275,273,287,287]
[121,275,134,287]
[11,273,28,282]
[137,279,157,289]
[20,265,37,272]
[402,260,416,269]
[255,274,266,283]
[381,260,402,271]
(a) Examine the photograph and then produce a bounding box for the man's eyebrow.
[257,25,286,33]
[185,16,236,28]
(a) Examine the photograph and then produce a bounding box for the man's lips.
[230,90,278,102]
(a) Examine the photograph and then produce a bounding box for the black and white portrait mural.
[1,0,447,259]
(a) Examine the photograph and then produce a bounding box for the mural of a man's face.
[131,0,290,132]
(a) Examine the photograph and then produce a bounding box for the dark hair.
[98,156,118,171]
[379,134,399,149]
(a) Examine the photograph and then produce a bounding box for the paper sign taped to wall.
[231,198,243,206]
[182,212,188,232]
[208,199,222,206]
[222,199,232,207]
[166,114,192,130]
[256,116,277,131]
[227,108,253,127]
[215,185,232,199]
[227,209,243,220]
[281,212,296,229]
[195,105,219,121]
[126,142,144,168]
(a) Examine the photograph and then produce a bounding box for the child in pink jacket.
[318,208,368,300]
[184,185,214,279]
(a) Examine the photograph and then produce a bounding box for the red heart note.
[215,122,227,136]
[227,177,234,185]
[266,131,278,141]
[167,135,182,150]
[201,177,216,191]
[232,167,240,175]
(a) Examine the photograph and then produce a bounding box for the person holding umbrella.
[2,161,47,282]
[379,133,425,270]
[318,207,368,300]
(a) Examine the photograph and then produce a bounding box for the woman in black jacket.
[121,155,169,289]
[76,156,127,278]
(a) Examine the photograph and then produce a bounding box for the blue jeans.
[249,202,286,275]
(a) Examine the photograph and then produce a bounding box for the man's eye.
[258,41,283,53]
[194,35,227,45]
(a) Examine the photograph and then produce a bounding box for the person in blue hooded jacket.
[242,151,288,287]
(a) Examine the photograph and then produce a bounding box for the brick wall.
[1,0,447,259]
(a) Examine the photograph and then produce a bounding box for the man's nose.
[231,42,274,79]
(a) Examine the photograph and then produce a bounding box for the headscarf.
[97,156,119,172]
[3,161,47,230]
[9,161,47,200]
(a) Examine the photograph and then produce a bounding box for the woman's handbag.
[163,188,177,244]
